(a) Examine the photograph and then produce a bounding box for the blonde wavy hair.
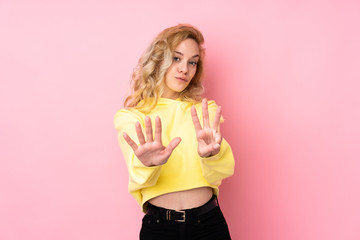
[124,24,205,113]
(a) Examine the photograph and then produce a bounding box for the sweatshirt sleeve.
[199,100,235,185]
[113,109,162,205]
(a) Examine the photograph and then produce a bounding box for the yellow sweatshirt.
[114,98,235,212]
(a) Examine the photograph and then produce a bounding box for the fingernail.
[214,143,220,149]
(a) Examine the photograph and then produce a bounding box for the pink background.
[1,0,360,239]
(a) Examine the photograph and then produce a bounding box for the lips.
[175,76,187,82]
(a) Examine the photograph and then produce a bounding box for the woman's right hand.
[122,116,181,167]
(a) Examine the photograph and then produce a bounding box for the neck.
[161,93,180,100]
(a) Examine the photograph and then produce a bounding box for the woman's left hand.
[191,99,222,158]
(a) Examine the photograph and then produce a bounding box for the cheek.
[164,66,173,80]
[166,65,175,77]
[169,62,177,71]
[190,67,197,79]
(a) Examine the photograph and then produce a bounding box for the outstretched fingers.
[123,132,138,152]
[191,106,202,132]
[135,121,146,144]
[145,116,153,142]
[202,98,210,128]
[154,116,162,143]
[163,137,182,157]
[212,106,222,132]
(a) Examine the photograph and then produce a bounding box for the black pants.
[140,200,231,240]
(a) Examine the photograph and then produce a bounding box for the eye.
[189,61,198,66]
[173,57,180,62]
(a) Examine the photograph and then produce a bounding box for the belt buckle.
[166,210,186,222]
[175,210,186,222]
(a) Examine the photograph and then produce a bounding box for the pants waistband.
[145,195,218,222]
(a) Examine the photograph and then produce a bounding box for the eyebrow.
[174,51,200,58]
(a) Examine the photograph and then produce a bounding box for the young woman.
[114,24,235,240]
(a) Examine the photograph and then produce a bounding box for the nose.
[178,62,188,74]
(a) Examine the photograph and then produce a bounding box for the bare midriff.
[148,187,213,211]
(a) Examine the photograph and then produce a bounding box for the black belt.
[145,195,218,222]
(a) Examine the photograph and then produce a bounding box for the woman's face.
[162,38,200,99]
